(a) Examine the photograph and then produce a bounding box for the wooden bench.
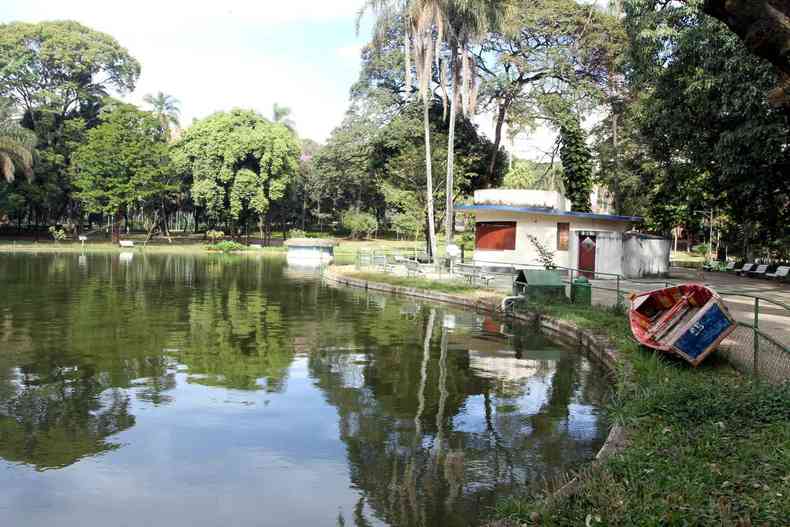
[119,240,135,248]
[736,263,755,276]
[747,264,769,278]
[766,266,789,281]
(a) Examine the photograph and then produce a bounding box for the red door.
[578,235,596,278]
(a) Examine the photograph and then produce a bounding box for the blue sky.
[0,0,373,142]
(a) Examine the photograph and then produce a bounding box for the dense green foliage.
[342,209,378,239]
[71,102,173,238]
[172,109,300,237]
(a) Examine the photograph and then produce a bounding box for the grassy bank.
[495,302,790,526]
[330,266,498,297]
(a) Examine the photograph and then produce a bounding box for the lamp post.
[692,209,715,261]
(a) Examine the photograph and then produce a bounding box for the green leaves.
[70,102,172,216]
[173,110,300,226]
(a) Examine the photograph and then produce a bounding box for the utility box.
[571,276,592,306]
[514,269,566,302]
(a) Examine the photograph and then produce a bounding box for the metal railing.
[353,249,790,382]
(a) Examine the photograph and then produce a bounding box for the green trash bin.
[571,276,591,306]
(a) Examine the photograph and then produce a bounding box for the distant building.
[456,189,670,278]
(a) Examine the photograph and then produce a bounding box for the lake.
[0,253,610,527]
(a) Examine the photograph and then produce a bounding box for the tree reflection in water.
[0,254,608,526]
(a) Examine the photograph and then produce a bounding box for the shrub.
[342,209,378,240]
[206,240,245,253]
[526,234,556,269]
[692,243,710,256]
[206,230,225,243]
[288,229,306,239]
[48,226,67,242]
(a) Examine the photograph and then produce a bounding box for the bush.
[342,209,378,240]
[287,229,306,239]
[48,226,67,242]
[692,243,710,256]
[206,240,245,253]
[206,230,225,243]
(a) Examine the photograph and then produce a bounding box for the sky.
[0,0,372,142]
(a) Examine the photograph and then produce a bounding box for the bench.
[724,261,737,272]
[736,263,755,276]
[119,240,135,248]
[747,264,769,278]
[766,266,790,281]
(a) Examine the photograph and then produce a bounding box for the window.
[557,222,570,251]
[475,222,516,251]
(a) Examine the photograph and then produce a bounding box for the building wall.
[623,234,671,277]
[472,210,630,270]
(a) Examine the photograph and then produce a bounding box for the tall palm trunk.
[444,47,460,246]
[423,100,438,261]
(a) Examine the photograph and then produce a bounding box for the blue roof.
[455,203,643,223]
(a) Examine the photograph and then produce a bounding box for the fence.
[353,249,790,382]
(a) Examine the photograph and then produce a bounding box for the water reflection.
[0,254,609,526]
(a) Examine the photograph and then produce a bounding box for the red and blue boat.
[629,284,737,366]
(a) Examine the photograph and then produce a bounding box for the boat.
[628,283,736,366]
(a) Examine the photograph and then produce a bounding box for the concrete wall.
[472,210,629,269]
[474,189,570,210]
[622,234,671,277]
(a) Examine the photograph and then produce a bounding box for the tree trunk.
[487,102,508,184]
[445,47,460,246]
[423,100,438,261]
[404,20,412,99]
[112,210,122,244]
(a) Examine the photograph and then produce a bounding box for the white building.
[456,189,670,278]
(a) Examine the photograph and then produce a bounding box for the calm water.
[0,253,610,527]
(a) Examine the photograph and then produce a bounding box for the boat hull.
[629,284,736,366]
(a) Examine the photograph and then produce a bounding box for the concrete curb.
[322,267,628,478]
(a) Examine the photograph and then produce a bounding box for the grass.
[0,240,287,254]
[492,299,790,527]
[330,266,500,298]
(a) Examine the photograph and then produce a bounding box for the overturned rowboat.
[629,284,737,366]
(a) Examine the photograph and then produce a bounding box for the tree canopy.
[172,109,301,236]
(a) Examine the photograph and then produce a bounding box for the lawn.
[493,301,790,527]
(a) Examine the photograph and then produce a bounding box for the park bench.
[724,261,737,272]
[119,240,135,248]
[747,264,769,278]
[736,263,755,276]
[766,266,789,281]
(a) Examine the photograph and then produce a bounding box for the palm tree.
[360,0,442,261]
[442,1,506,244]
[143,92,181,140]
[0,100,35,183]
[272,103,296,132]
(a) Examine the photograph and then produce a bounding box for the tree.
[556,109,593,212]
[143,92,181,140]
[70,101,173,242]
[0,99,35,183]
[172,109,300,240]
[442,1,506,245]
[362,0,443,260]
[272,103,296,132]
[0,21,140,127]
[475,0,622,182]
[620,0,790,248]
[0,21,141,227]
[701,0,790,111]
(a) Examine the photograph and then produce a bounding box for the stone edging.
[322,267,628,471]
